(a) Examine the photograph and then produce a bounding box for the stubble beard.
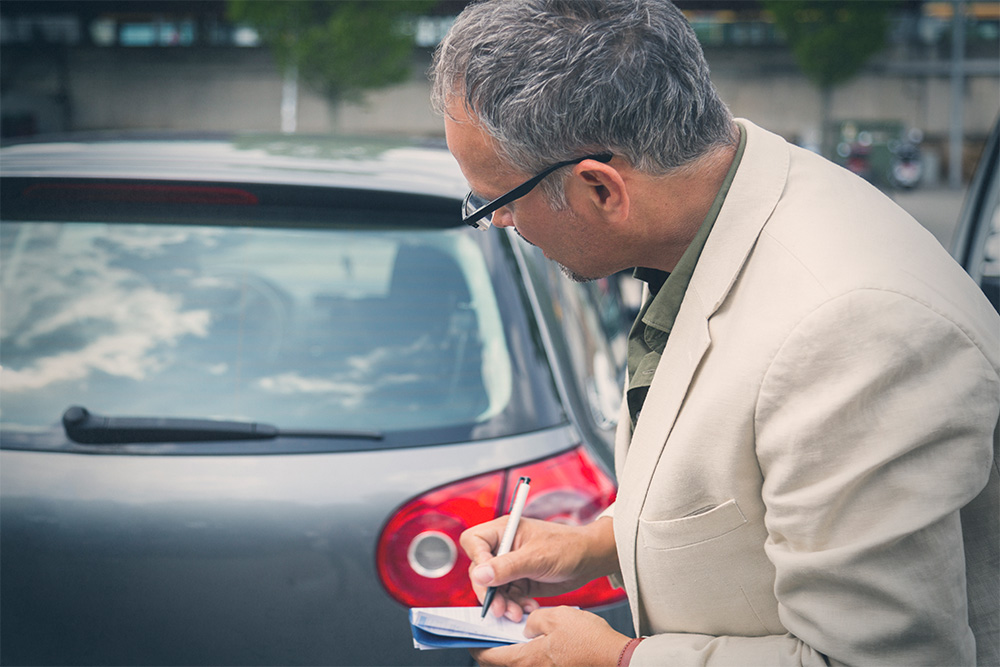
[512,213,605,284]
[557,262,598,283]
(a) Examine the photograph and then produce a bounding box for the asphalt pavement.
[887,186,969,251]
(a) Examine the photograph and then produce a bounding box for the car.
[0,134,634,666]
[951,116,999,313]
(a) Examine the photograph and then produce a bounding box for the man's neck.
[630,139,739,273]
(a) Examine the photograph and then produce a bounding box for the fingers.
[469,555,540,620]
[474,608,628,667]
[460,517,505,567]
[477,574,537,621]
[507,598,539,622]
[499,580,538,620]
[495,593,515,620]
[461,517,535,619]
[469,561,503,613]
[523,605,560,639]
[460,517,555,621]
[461,518,507,606]
[492,587,539,622]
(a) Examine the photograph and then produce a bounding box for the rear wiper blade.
[62,406,383,445]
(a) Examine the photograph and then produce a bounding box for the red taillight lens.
[510,448,624,609]
[507,447,617,525]
[376,446,626,609]
[376,470,503,607]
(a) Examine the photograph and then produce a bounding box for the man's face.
[443,102,609,282]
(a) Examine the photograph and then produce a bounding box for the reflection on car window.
[0,222,513,433]
[529,252,627,433]
[980,204,999,278]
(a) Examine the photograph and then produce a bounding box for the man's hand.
[471,606,630,667]
[460,515,618,620]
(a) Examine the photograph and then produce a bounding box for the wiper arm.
[62,406,383,445]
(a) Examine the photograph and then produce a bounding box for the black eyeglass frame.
[461,152,614,230]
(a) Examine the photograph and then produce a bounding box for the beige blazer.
[609,120,1000,666]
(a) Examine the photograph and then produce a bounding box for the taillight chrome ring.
[406,530,458,579]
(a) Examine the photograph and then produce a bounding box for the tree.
[763,0,895,157]
[227,0,436,122]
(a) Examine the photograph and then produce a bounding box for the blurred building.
[1,0,997,182]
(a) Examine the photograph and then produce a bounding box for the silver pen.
[481,476,531,618]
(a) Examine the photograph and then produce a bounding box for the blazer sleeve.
[631,289,999,666]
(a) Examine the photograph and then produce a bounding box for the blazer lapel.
[613,119,790,633]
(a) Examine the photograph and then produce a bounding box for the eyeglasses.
[462,152,613,230]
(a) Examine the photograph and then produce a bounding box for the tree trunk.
[819,84,834,159]
[281,64,298,134]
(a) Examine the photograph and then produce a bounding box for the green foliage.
[228,0,437,104]
[763,0,895,88]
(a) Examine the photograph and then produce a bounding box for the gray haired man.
[433,1,1000,666]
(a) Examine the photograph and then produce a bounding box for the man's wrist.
[616,637,644,667]
[580,516,620,580]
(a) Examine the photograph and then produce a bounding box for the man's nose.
[491,207,515,228]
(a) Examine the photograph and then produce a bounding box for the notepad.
[409,606,532,650]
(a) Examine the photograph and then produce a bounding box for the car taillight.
[376,446,625,609]
[376,469,503,607]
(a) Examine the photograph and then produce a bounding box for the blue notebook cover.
[410,624,511,649]
[409,607,531,651]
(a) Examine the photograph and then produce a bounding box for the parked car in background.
[833,119,925,190]
[952,117,999,313]
[0,135,632,666]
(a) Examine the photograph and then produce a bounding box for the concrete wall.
[59,47,443,136]
[4,43,996,180]
[708,50,999,143]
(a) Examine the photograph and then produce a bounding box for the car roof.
[0,133,468,201]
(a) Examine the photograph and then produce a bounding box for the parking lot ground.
[887,185,969,251]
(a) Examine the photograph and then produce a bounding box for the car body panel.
[1,428,578,666]
[0,136,467,198]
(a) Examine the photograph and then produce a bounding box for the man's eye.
[468,193,490,210]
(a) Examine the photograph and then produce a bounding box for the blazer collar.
[613,119,790,633]
[689,119,790,315]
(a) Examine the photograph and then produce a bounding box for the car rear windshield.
[0,203,565,452]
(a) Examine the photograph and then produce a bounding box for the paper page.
[410,607,530,644]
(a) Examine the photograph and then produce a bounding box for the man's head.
[432,0,733,183]
[433,0,735,281]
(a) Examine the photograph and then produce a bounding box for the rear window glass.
[0,219,563,447]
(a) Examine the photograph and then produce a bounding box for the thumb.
[473,550,530,588]
[471,562,495,586]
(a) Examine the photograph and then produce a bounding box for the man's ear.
[571,159,629,223]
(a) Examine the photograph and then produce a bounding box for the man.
[431,1,1000,665]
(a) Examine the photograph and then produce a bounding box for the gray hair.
[431,0,735,187]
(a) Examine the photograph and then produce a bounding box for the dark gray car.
[0,136,632,666]
[951,117,999,313]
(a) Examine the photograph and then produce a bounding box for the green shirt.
[626,124,746,428]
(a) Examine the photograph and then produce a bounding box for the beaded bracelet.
[616,637,644,667]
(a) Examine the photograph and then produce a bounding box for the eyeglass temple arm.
[465,153,613,226]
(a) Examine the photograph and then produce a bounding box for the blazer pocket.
[640,499,747,550]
